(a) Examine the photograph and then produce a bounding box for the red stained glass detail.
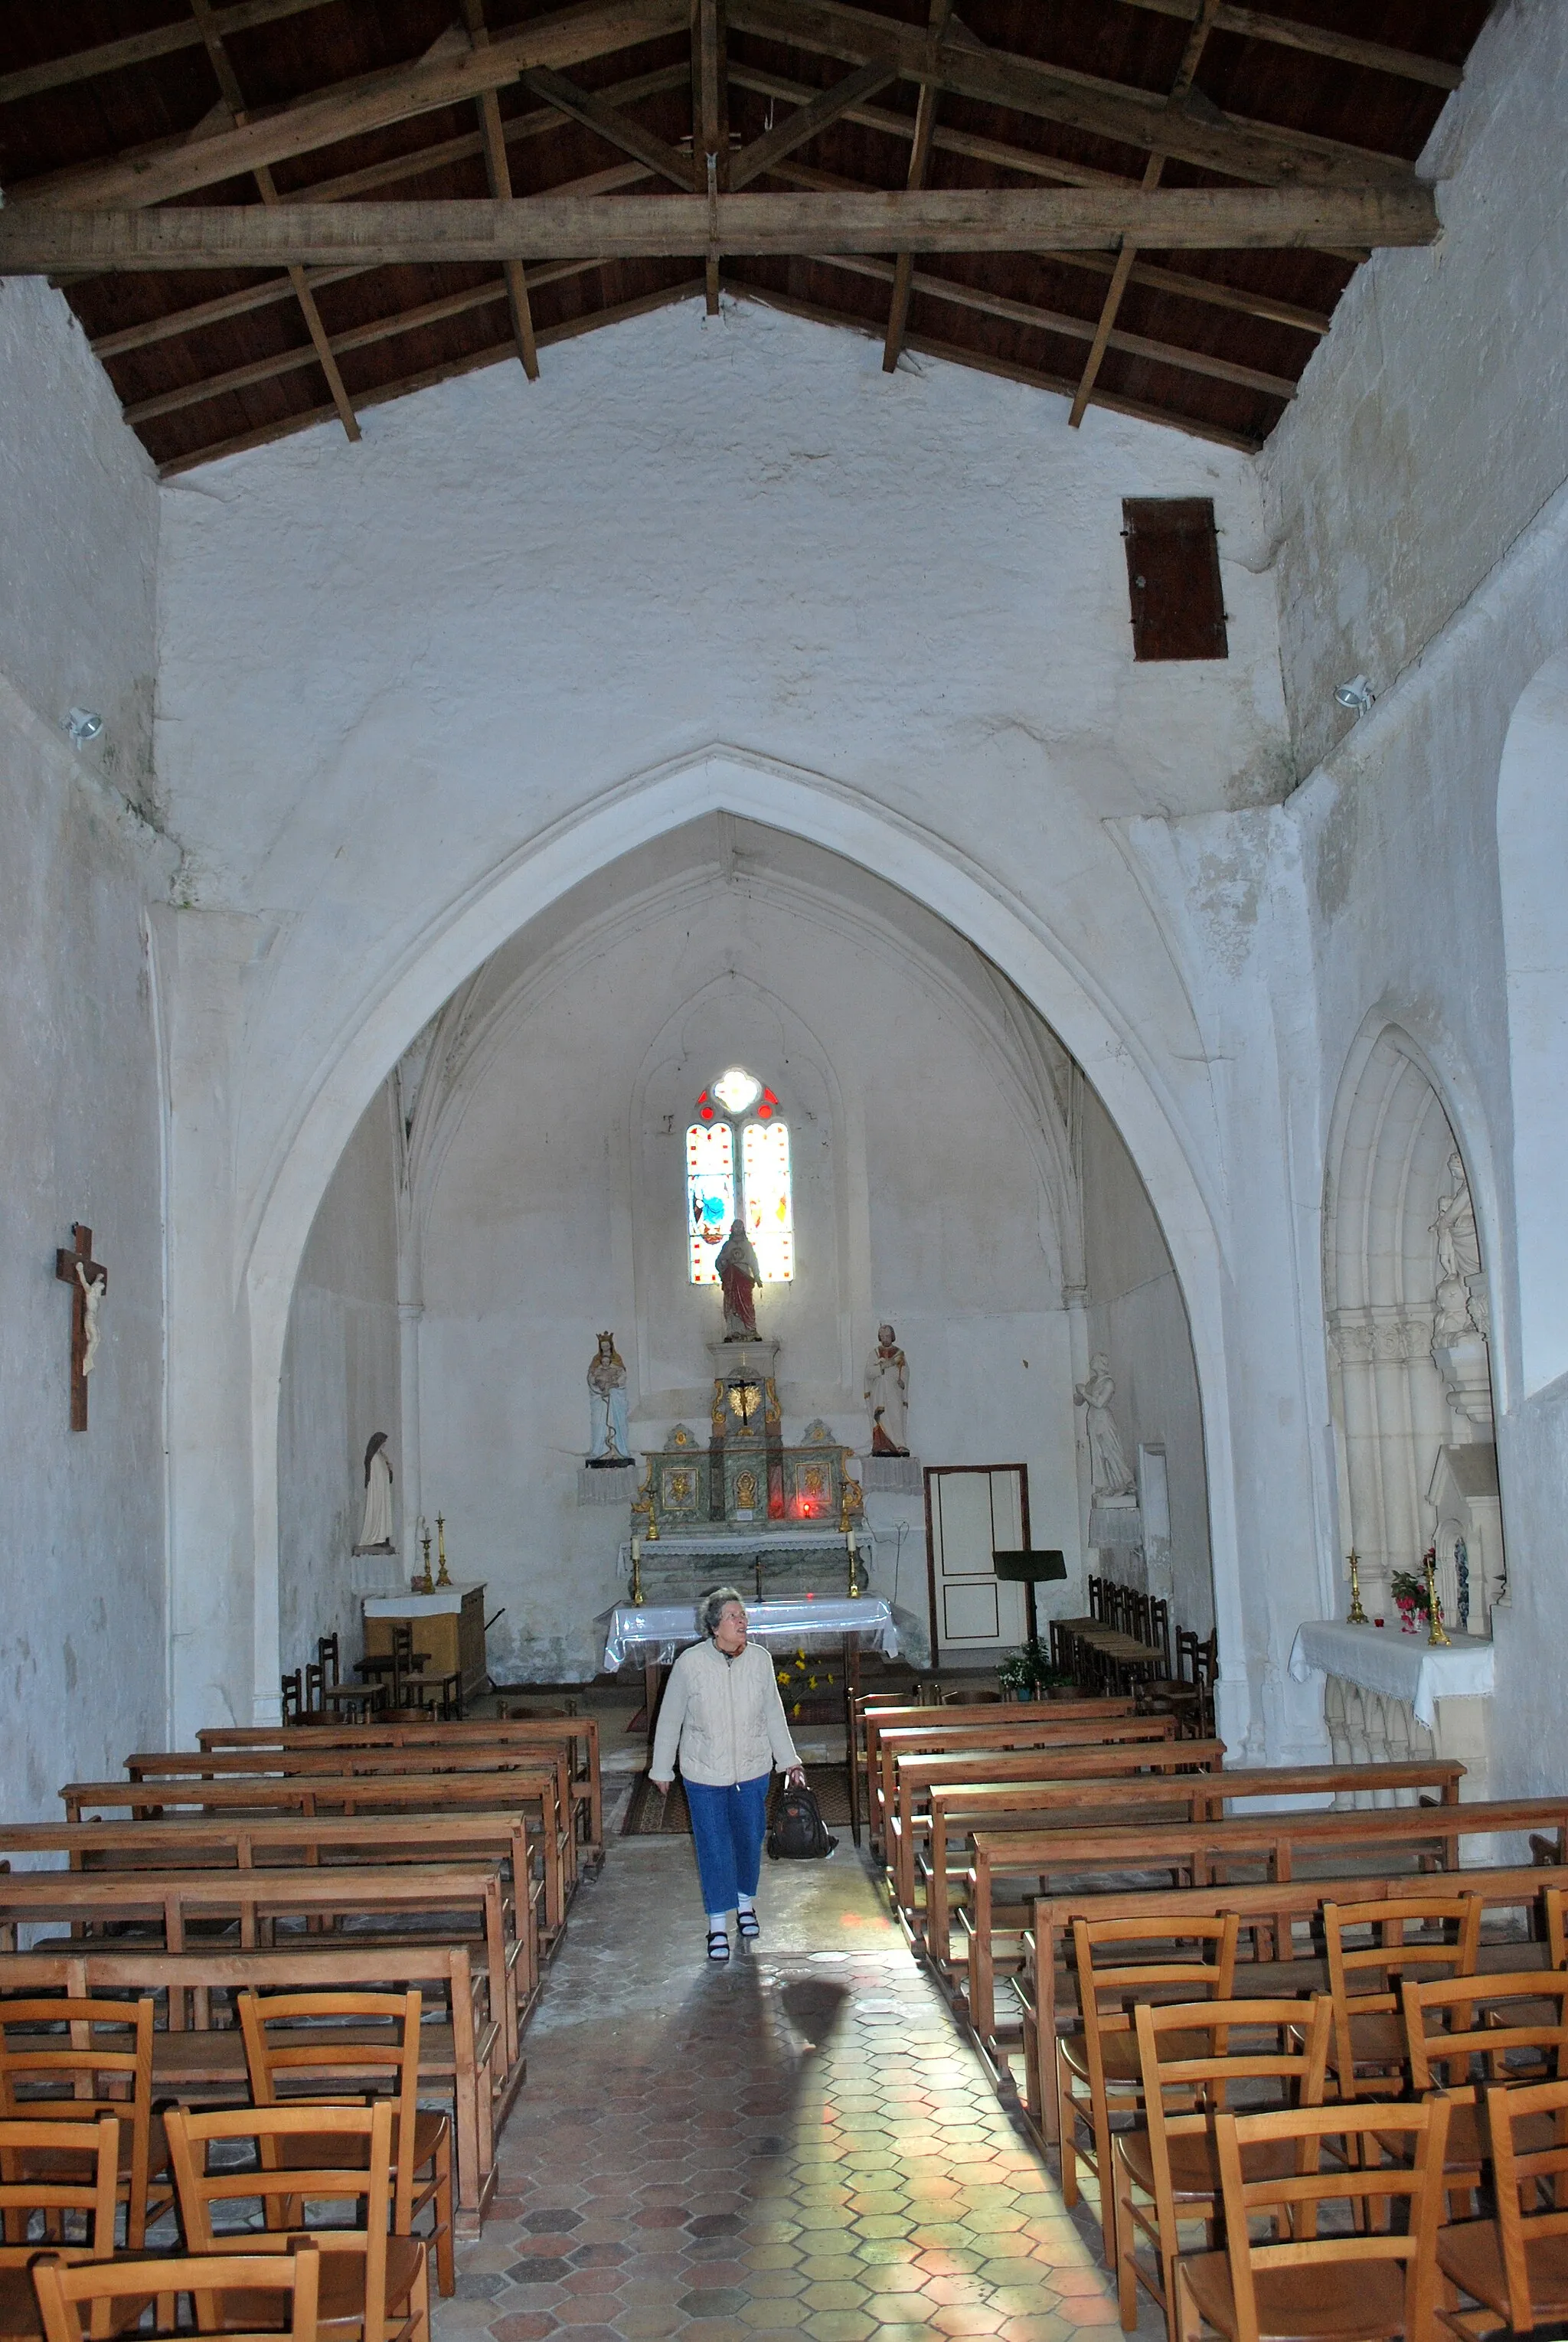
[701,1105,714,1119]
[758,1103,772,1119]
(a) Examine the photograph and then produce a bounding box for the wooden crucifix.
[54,1223,107,1432]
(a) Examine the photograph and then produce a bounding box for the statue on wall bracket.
[586,1331,634,1466]
[864,1323,910,1455]
[715,1218,763,1341]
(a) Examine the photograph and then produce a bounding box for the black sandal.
[737,1907,760,1941]
[707,1929,730,1963]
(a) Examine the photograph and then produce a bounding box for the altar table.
[1288,1617,1494,1730]
[601,1594,900,1670]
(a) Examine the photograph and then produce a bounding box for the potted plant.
[997,1639,1073,1700]
[1388,1568,1436,1635]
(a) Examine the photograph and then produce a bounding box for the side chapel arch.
[241,751,1245,1725]
[1323,1025,1505,1632]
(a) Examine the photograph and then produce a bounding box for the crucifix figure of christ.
[54,1223,106,1432]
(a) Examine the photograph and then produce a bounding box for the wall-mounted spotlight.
[63,707,104,746]
[1333,675,1375,717]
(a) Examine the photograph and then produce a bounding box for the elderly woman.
[650,1586,806,1963]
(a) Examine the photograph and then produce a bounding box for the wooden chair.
[238,1988,454,2298]
[0,2114,119,2337]
[1399,1971,1568,2213]
[282,1669,304,1723]
[1438,2073,1568,2338]
[163,2099,429,2342]
[33,2241,320,2342]
[1173,2097,1451,2342]
[1057,1912,1240,2268]
[1117,1994,1333,2342]
[0,1996,172,2249]
[1321,1892,1482,2104]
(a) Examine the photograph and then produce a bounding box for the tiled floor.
[438,1832,1161,2342]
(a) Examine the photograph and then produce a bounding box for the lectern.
[991,1547,1067,1645]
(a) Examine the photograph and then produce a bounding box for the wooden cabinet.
[363,1583,488,1703]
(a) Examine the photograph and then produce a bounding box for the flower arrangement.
[997,1639,1072,1700]
[1389,1568,1436,1635]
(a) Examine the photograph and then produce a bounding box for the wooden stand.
[364,1583,488,1706]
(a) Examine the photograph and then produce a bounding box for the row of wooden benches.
[0,1711,605,2236]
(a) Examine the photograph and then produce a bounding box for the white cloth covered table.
[603,1595,900,1671]
[1288,1618,1494,1730]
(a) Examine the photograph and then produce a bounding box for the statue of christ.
[715,1219,763,1341]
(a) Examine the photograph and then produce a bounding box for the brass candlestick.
[1346,1547,1368,1625]
[847,1529,862,1600]
[629,1537,645,1605]
[1424,1547,1451,1647]
[435,1514,452,1588]
[416,1529,434,1596]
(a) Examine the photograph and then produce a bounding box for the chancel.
[4,0,1568,2318]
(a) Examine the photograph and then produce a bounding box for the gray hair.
[699,1585,746,1638]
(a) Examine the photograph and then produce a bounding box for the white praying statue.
[75,1261,106,1377]
[358,1432,395,1550]
[1073,1353,1136,1498]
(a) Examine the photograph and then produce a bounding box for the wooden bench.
[0,1859,526,2075]
[0,1810,544,2011]
[194,1717,604,1857]
[0,1941,504,2233]
[864,1699,1143,1841]
[869,1713,1174,1850]
[62,1768,573,1935]
[887,1739,1227,1929]
[960,1793,1568,2044]
[1016,1861,1568,2145]
[921,1758,1464,1964]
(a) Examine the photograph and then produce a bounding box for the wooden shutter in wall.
[1122,498,1229,661]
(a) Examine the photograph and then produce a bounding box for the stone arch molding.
[1497,649,1568,1400]
[242,743,1243,1719]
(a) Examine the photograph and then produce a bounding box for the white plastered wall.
[0,281,173,1797]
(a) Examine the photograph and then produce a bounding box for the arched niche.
[1498,649,1568,1399]
[1324,1027,1504,1631]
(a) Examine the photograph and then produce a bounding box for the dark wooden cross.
[54,1223,106,1432]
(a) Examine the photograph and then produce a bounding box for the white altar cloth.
[1288,1618,1494,1730]
[603,1596,900,1671]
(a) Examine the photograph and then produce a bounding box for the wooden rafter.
[0,0,336,109]
[463,0,540,378]
[524,64,692,186]
[729,58,897,191]
[186,0,360,442]
[1113,0,1463,91]
[727,65,1334,330]
[724,0,1415,188]
[882,0,952,375]
[691,0,730,310]
[0,186,1438,270]
[1068,0,1220,430]
[15,0,689,212]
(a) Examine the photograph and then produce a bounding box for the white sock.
[737,1893,755,1912]
[707,1912,728,1932]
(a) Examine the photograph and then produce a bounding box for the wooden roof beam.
[15,0,690,212]
[1114,0,1463,91]
[1068,0,1220,429]
[725,0,1416,189]
[521,64,694,187]
[727,64,1334,328]
[883,0,952,374]
[0,0,337,110]
[729,57,899,190]
[463,0,539,379]
[692,0,729,309]
[0,186,1438,270]
[186,0,360,441]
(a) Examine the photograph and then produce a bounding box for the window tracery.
[685,1066,794,1285]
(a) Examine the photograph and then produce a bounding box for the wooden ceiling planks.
[0,0,1492,472]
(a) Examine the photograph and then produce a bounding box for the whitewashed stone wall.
[0,282,172,1797]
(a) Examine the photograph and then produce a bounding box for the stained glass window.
[684,1069,794,1285]
[686,1122,734,1284]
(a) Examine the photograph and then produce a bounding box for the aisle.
[439,1836,1158,2342]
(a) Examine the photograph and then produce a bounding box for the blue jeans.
[684,1773,771,1914]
